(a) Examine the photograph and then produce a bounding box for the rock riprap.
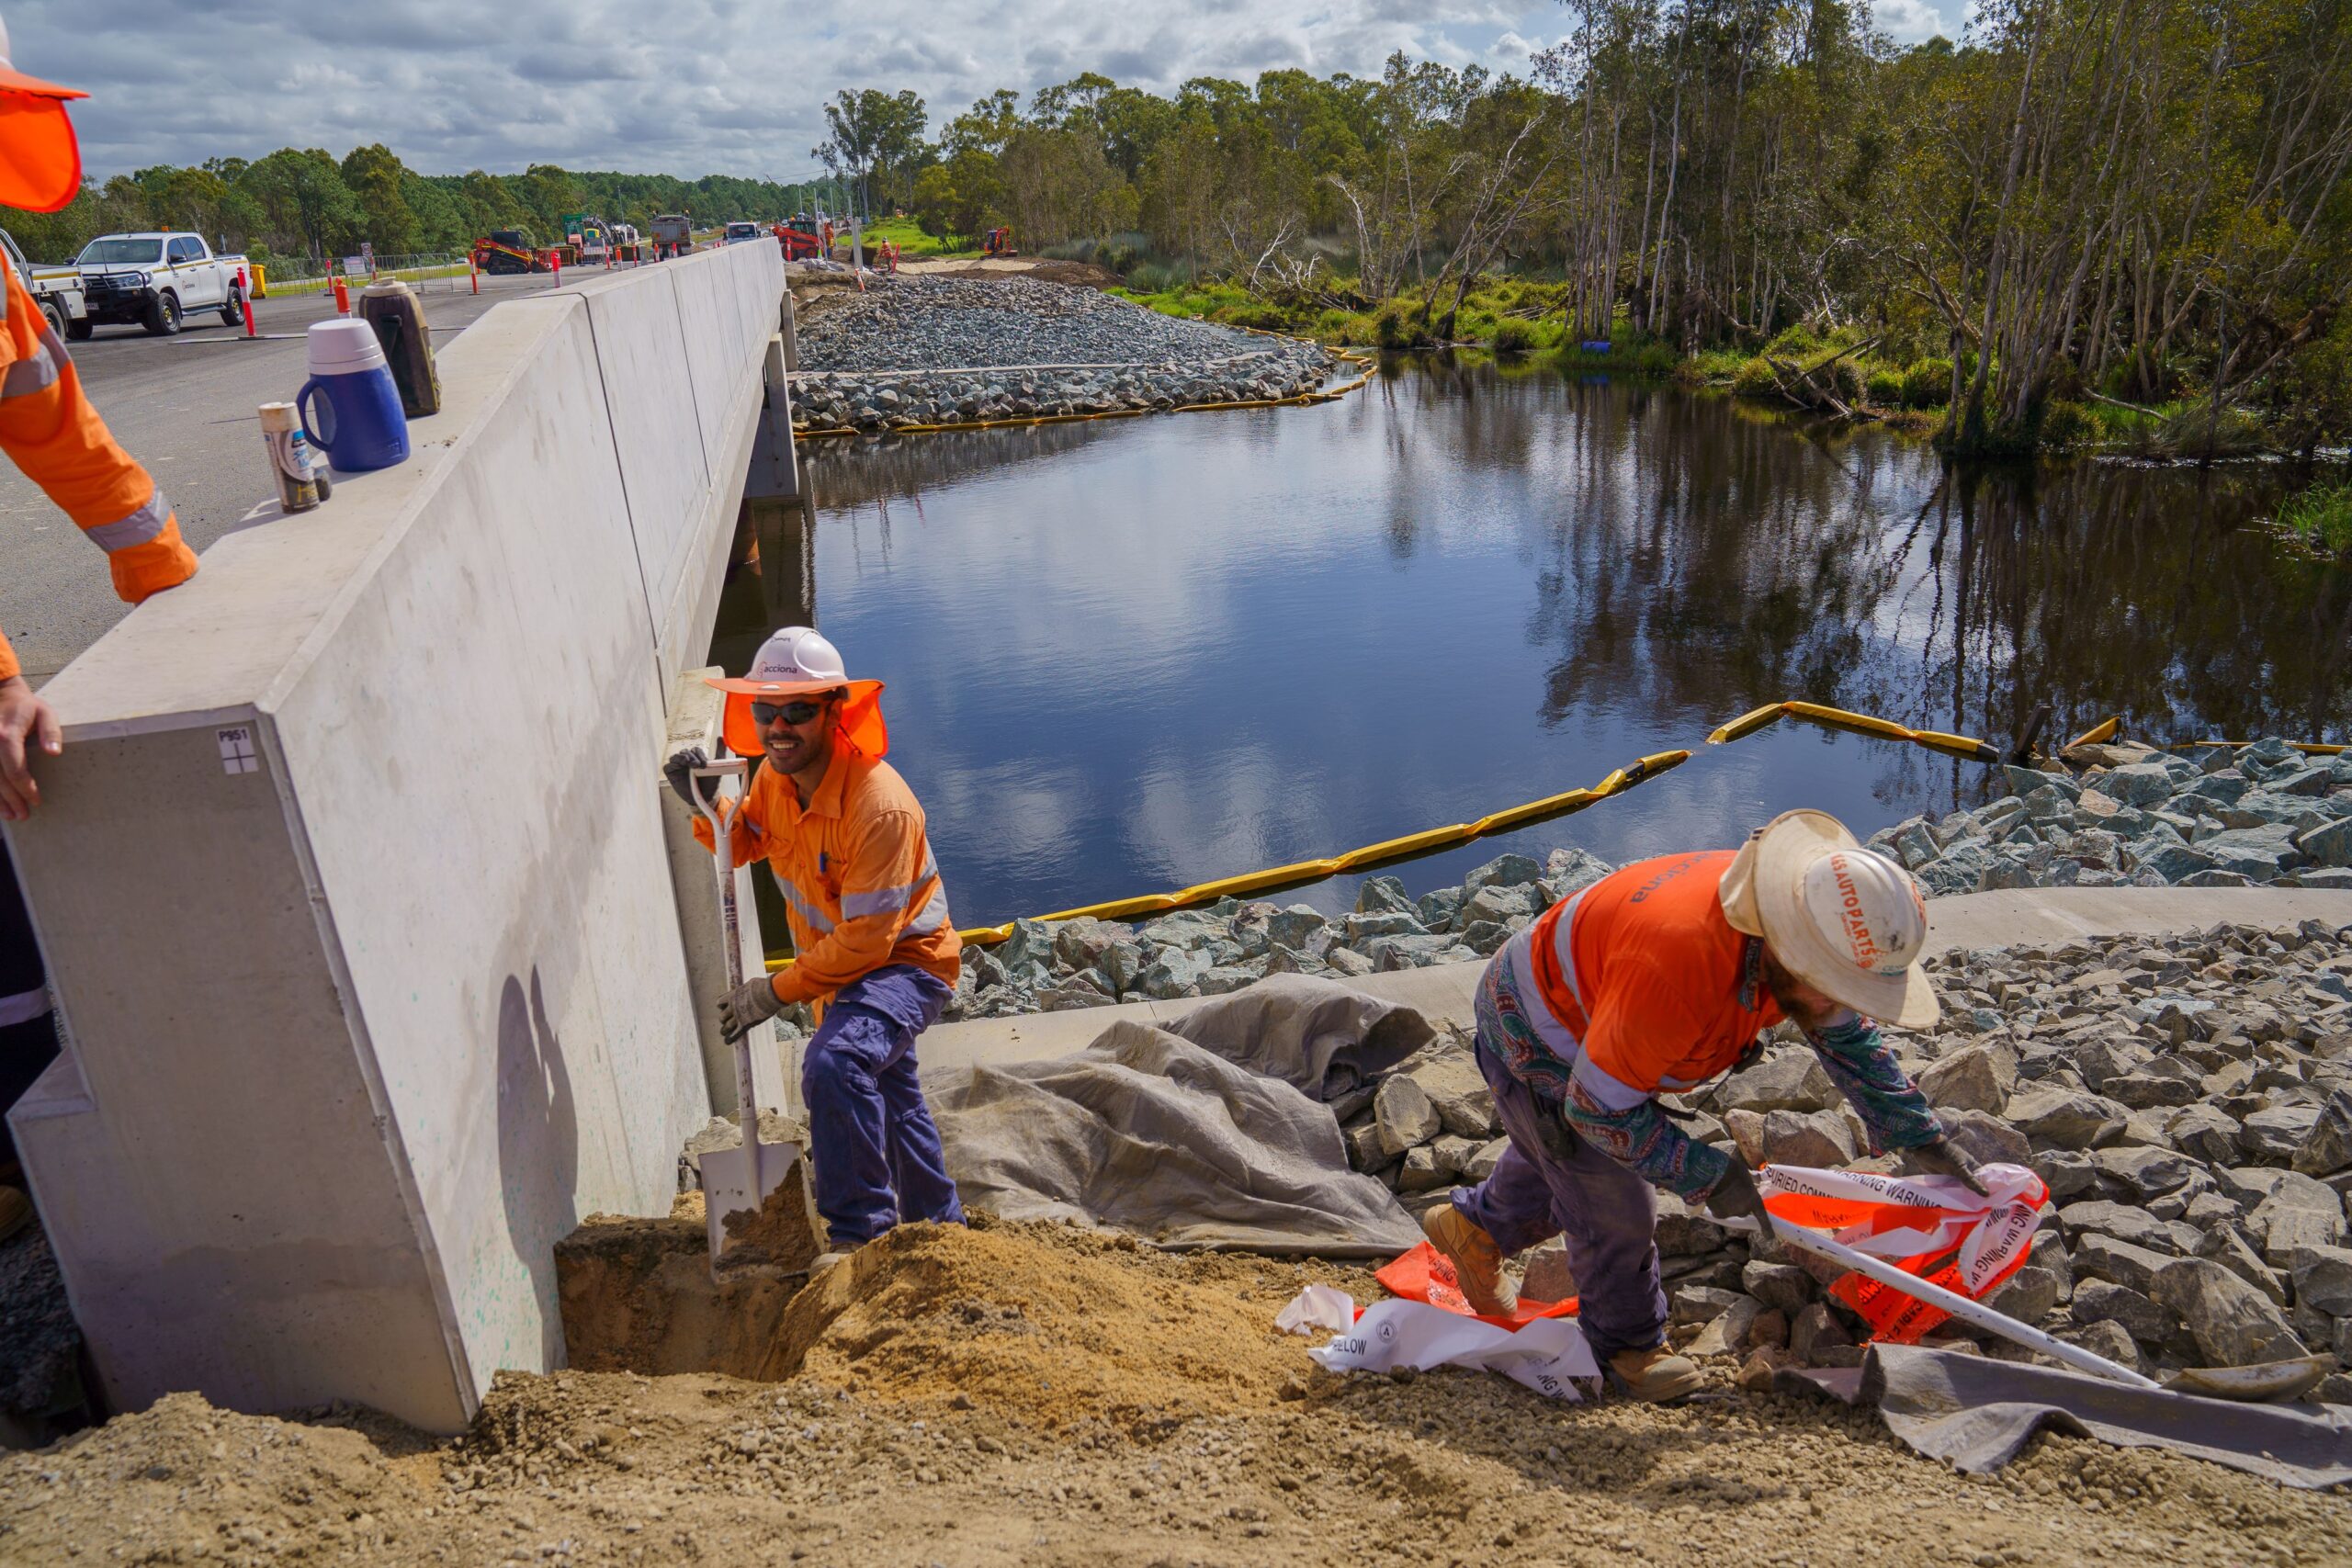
[1871,734,2352,896]
[789,274,1333,433]
[1293,920,2352,1393]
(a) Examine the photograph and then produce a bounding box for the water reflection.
[731,360,2350,926]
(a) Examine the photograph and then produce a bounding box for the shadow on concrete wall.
[497,968,577,1367]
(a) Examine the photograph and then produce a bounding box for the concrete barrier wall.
[4,242,786,1432]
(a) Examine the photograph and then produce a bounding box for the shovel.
[690,759,804,1274]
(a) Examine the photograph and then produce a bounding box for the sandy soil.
[2,1218,2346,1566]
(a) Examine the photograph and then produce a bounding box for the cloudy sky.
[23,0,1965,183]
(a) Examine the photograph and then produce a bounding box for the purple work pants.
[1452,1032,1668,1359]
[802,964,965,1247]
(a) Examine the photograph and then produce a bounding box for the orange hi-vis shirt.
[1502,850,1783,1112]
[0,266,198,682]
[694,744,960,1009]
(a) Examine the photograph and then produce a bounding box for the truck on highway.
[0,228,85,338]
[74,231,248,337]
[650,213,693,260]
[722,220,762,245]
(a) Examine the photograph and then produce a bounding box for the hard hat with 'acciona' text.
[1717,809,1939,1029]
[705,626,889,759]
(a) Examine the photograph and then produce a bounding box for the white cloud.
[1874,0,1962,46]
[17,0,1572,180]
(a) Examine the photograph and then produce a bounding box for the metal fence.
[256,252,477,297]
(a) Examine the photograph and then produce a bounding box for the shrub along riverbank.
[1113,274,2350,470]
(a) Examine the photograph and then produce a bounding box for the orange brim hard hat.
[0,65,86,216]
[712,677,889,760]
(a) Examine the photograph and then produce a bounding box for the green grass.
[2274,479,2352,556]
[859,217,978,257]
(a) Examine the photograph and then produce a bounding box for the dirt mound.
[765,1218,1328,1427]
[0,1392,434,1560]
[3,1223,2347,1564]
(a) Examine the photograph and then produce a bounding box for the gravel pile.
[788,274,1332,433]
[1879,735,2352,895]
[1330,920,2352,1393]
[935,734,2351,1025]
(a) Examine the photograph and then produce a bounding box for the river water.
[750,358,2352,929]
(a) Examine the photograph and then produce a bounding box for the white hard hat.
[709,626,851,697]
[1718,809,1939,1029]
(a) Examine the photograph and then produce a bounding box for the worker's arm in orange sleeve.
[0,625,18,684]
[686,782,770,870]
[0,271,197,605]
[768,808,928,1006]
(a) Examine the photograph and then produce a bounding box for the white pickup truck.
[0,228,85,338]
[74,231,249,337]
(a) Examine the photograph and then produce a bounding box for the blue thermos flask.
[297,319,411,473]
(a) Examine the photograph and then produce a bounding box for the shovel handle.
[690,761,762,1138]
[1727,1215,2162,1391]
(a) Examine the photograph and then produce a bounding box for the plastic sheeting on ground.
[926,976,1428,1255]
[1787,1343,2352,1489]
[1375,1241,1580,1327]
[1759,1163,2049,1343]
[1284,1284,1601,1401]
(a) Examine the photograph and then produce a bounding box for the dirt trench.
[2,1217,2346,1566]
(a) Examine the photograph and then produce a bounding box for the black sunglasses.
[751,698,826,727]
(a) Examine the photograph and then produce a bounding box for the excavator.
[982,226,1016,257]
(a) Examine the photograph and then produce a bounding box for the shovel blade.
[2163,1354,2334,1404]
[702,1136,803,1266]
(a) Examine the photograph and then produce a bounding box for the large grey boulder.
[1758,1108,1857,1167]
[2150,1257,2310,1367]
[1461,853,1544,897]
[1718,1052,1838,1114]
[2071,1233,2173,1294]
[1917,1043,2015,1114]
[2071,1280,2179,1347]
[1374,1074,1442,1158]
[1407,1052,1498,1140]
[2291,1090,2352,1177]
[2004,1086,2128,1150]
[2287,1245,2352,1317]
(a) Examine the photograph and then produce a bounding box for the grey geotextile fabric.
[927,976,1426,1255]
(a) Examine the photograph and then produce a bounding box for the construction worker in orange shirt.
[1420,811,1982,1402]
[0,13,201,1240]
[666,627,963,1268]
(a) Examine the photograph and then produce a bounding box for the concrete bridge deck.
[3,242,792,1433]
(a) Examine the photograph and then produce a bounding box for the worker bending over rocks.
[1422,810,1984,1401]
[667,627,963,1268]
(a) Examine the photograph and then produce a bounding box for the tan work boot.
[1422,1203,1518,1316]
[1608,1344,1703,1403]
[0,1187,30,1245]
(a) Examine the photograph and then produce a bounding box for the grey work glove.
[1702,1161,1771,1227]
[663,746,718,811]
[1902,1137,1989,1196]
[718,975,785,1042]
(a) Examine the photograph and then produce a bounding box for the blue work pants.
[1452,1029,1668,1360]
[801,964,963,1247]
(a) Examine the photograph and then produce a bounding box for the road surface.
[0,270,565,682]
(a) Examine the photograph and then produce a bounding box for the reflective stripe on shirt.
[1,325,62,399]
[778,877,835,934]
[0,986,52,1029]
[85,487,170,552]
[905,884,950,936]
[840,851,939,919]
[1500,885,1592,1063]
